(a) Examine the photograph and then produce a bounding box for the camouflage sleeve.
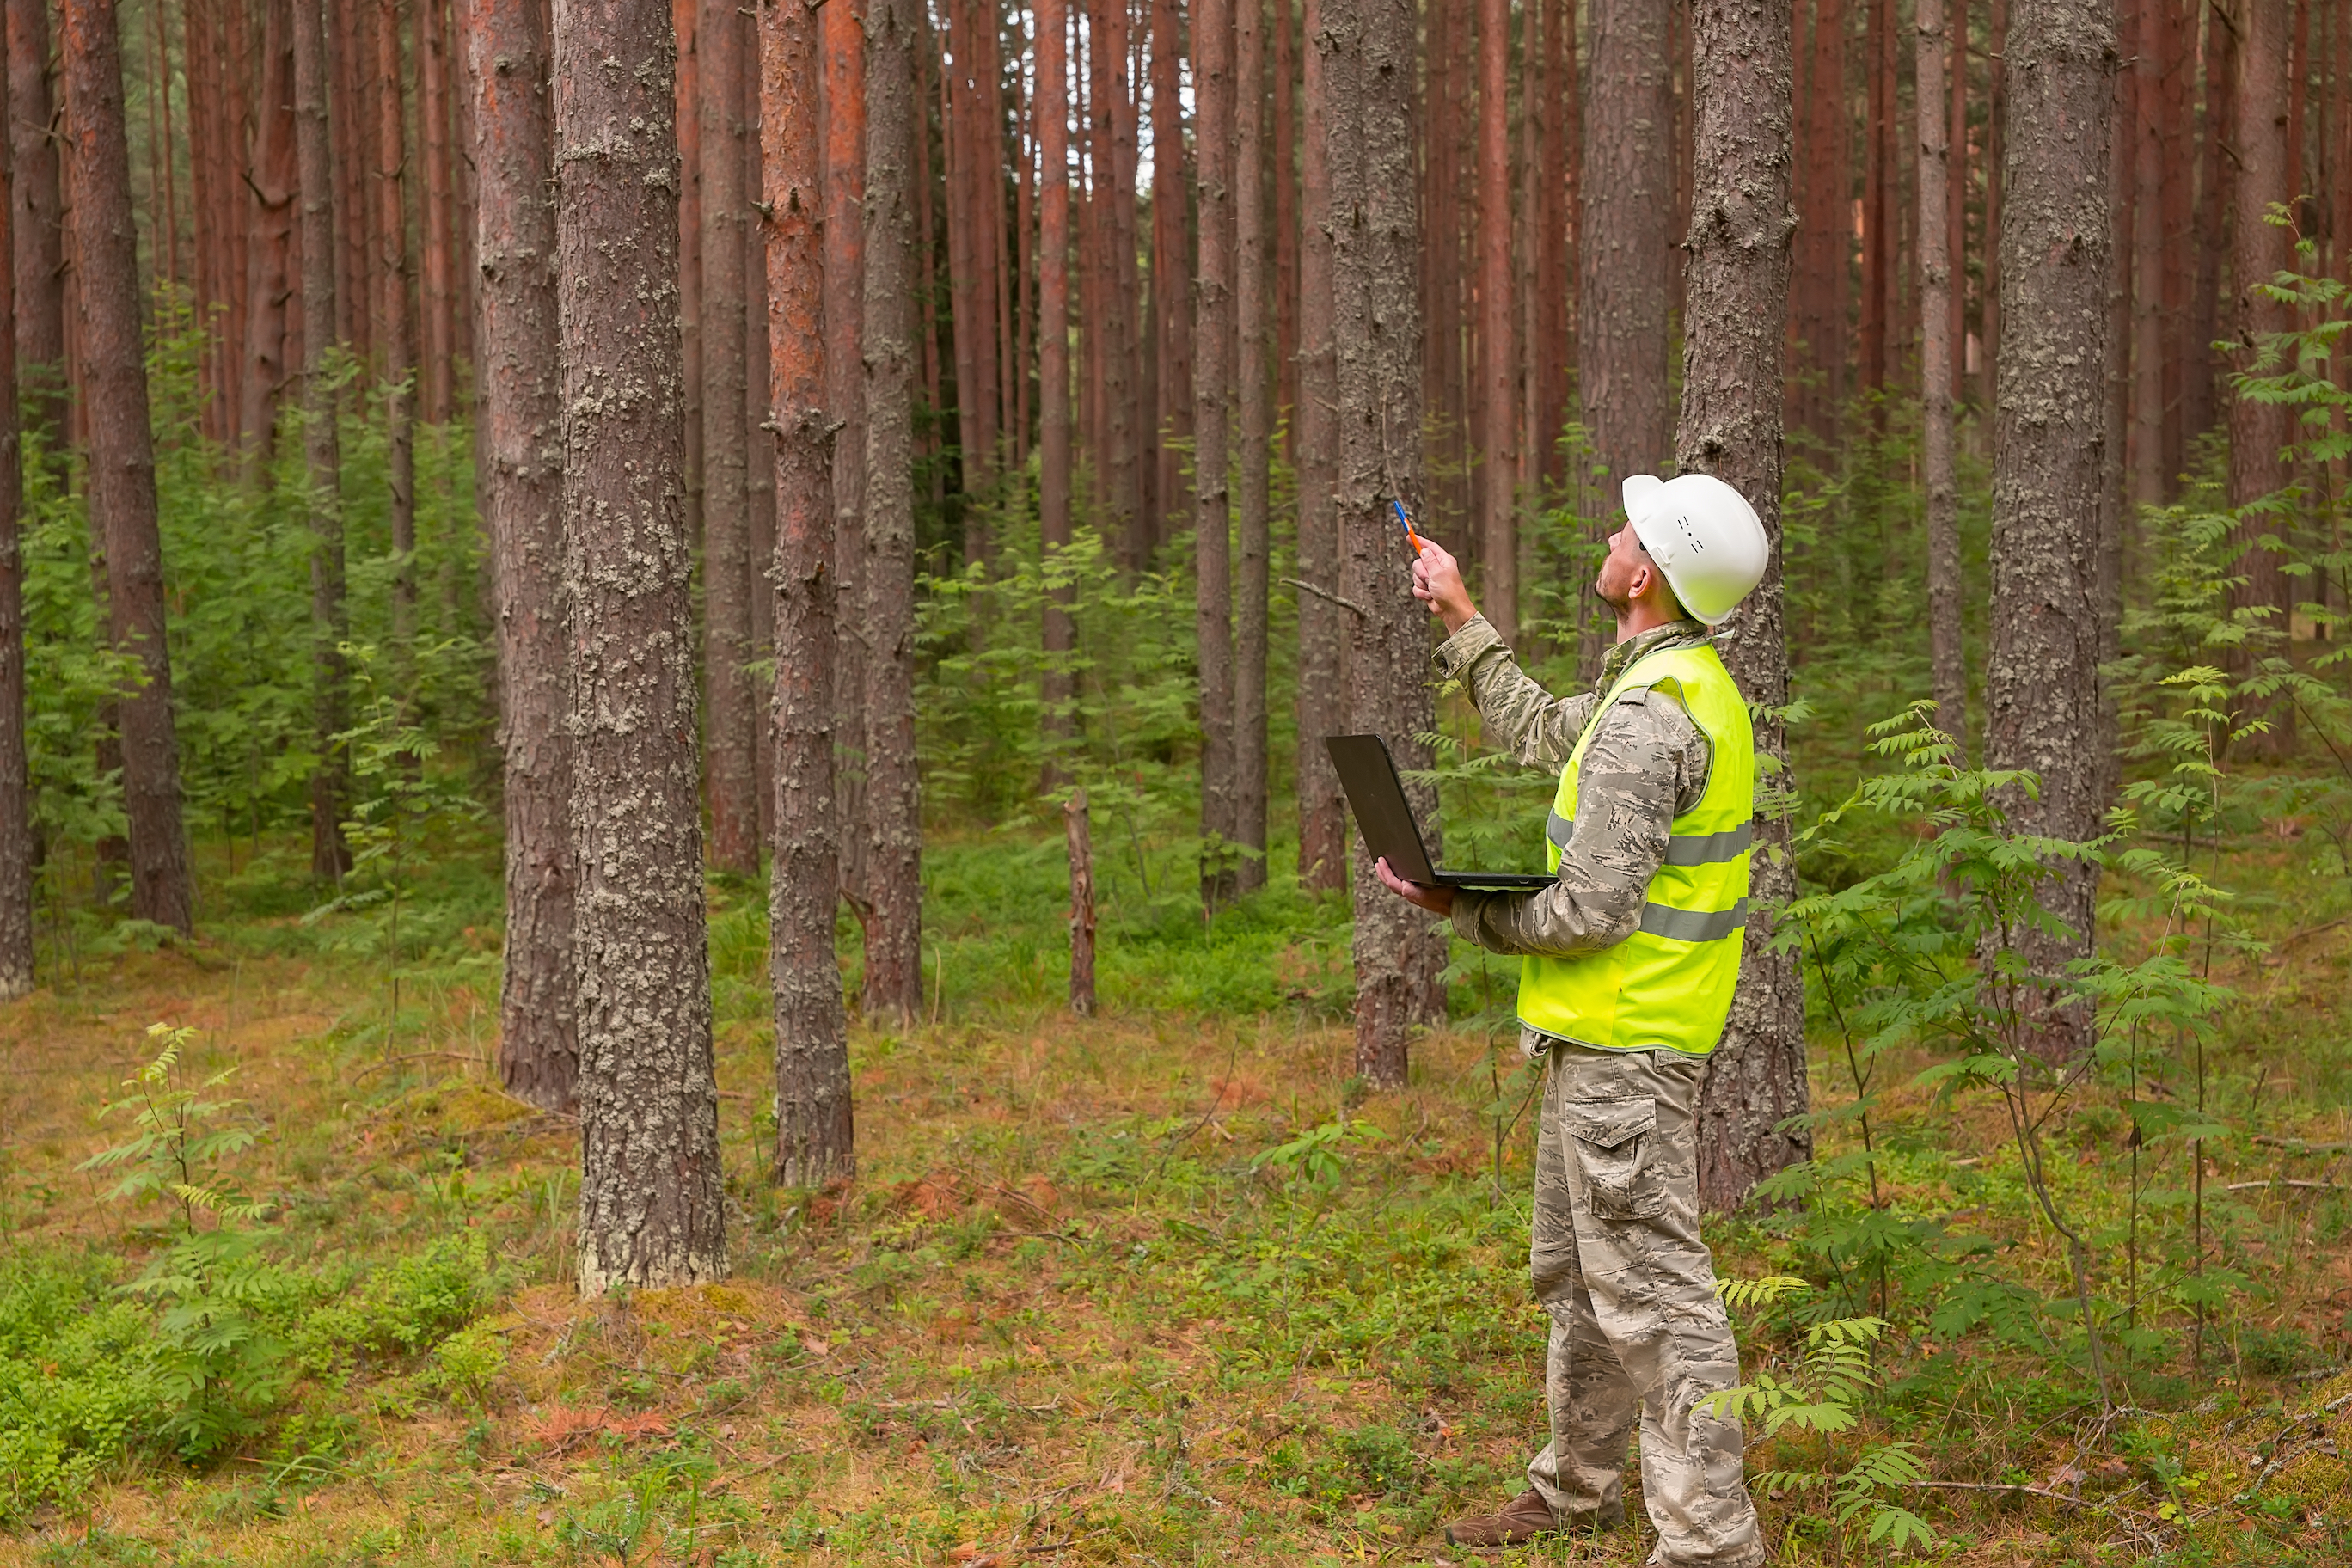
[1448,689,1712,959]
[1431,615,1600,772]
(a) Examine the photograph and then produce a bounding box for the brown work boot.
[1442,1488,1557,1547]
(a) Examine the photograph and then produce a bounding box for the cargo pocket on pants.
[1567,1097,1663,1220]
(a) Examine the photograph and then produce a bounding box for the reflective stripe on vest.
[1517,641,1756,1057]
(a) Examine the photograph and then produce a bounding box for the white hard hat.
[1620,472,1770,624]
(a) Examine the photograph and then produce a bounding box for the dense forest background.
[0,0,2347,1561]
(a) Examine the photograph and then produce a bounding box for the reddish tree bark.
[1583,0,1673,529]
[63,0,193,934]
[333,0,372,359]
[762,0,852,1183]
[1476,0,1516,638]
[2228,0,2294,757]
[295,0,349,885]
[469,0,573,1112]
[2129,0,2167,508]
[1920,0,1966,756]
[1098,0,1142,563]
[1194,0,1238,908]
[418,0,457,425]
[242,0,298,462]
[1149,0,1190,538]
[699,0,757,877]
[0,39,28,997]
[1040,0,1075,774]
[1235,0,1269,893]
[9,0,65,443]
[1860,0,1891,400]
[2184,0,2229,450]
[1790,0,1847,438]
[1273,0,1297,431]
[1538,0,1575,488]
[376,0,419,658]
[1293,0,1344,891]
[1981,0,2005,408]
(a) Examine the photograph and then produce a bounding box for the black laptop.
[1325,734,1555,891]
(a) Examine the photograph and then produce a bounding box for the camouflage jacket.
[1433,616,1717,964]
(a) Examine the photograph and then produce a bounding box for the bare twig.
[2224,1179,2345,1191]
[1282,576,1369,617]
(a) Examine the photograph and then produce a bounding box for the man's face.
[1593,520,1656,612]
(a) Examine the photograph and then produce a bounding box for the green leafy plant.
[78,1024,291,1458]
[1707,1275,1936,1553]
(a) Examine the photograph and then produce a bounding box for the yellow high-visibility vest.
[1517,641,1755,1056]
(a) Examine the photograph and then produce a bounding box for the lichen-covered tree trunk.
[763,0,852,1185]
[554,0,726,1292]
[8,0,64,444]
[296,0,350,884]
[1234,0,1270,897]
[1917,0,1967,760]
[697,0,757,876]
[0,50,28,1000]
[469,0,575,1112]
[860,0,924,1026]
[1680,0,1805,1210]
[1193,0,1238,910]
[1582,0,1672,562]
[2226,0,2294,760]
[1329,0,1441,1088]
[1984,0,2113,1054]
[1293,0,1347,893]
[64,0,193,935]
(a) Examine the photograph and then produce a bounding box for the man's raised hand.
[1411,539,1477,634]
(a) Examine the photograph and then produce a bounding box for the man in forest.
[1378,474,1771,1565]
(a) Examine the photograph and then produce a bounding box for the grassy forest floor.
[3,816,2351,1567]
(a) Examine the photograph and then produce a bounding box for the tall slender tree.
[1293,0,1345,891]
[9,0,64,445]
[64,0,193,935]
[1536,0,1575,488]
[0,45,28,1000]
[1149,0,1191,539]
[241,0,299,460]
[2227,0,2294,758]
[1194,0,1238,909]
[822,0,870,916]
[1039,0,1075,777]
[469,0,574,1112]
[1583,0,1673,588]
[1475,0,1516,639]
[1098,0,1142,563]
[1235,0,1270,894]
[763,0,852,1184]
[1329,0,1440,1087]
[1984,0,2114,1051]
[1860,0,1892,399]
[557,0,726,1291]
[1684,0,1804,1208]
[700,0,758,875]
[377,0,419,661]
[296,0,349,884]
[419,0,458,425]
[1919,0,1967,757]
[1790,0,1847,439]
[861,0,924,1026]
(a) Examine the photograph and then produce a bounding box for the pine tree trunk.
[64,0,193,934]
[1039,0,1076,776]
[1234,0,1269,895]
[1984,0,2113,1056]
[762,0,852,1185]
[944,0,996,495]
[1981,0,2005,409]
[1293,0,1345,892]
[2227,0,2294,759]
[1099,0,1142,567]
[0,49,28,1000]
[1681,0,1804,1209]
[861,0,923,1026]
[677,0,703,603]
[419,0,457,425]
[469,0,573,1113]
[242,0,298,465]
[1918,0,1967,758]
[1272,0,1297,432]
[1329,0,1439,1087]
[1539,0,1574,488]
[1150,0,1191,541]
[334,0,373,361]
[2099,0,2132,804]
[296,0,350,885]
[822,0,870,923]
[1583,0,1672,542]
[377,0,418,664]
[1066,787,1096,1013]
[1194,0,1237,909]
[1477,0,1516,639]
[696,0,756,875]
[1790,0,1847,440]
[1860,0,1891,397]
[555,0,726,1293]
[9,0,65,444]
[741,17,774,848]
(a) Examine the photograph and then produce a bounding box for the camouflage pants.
[1523,1036,1765,1567]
